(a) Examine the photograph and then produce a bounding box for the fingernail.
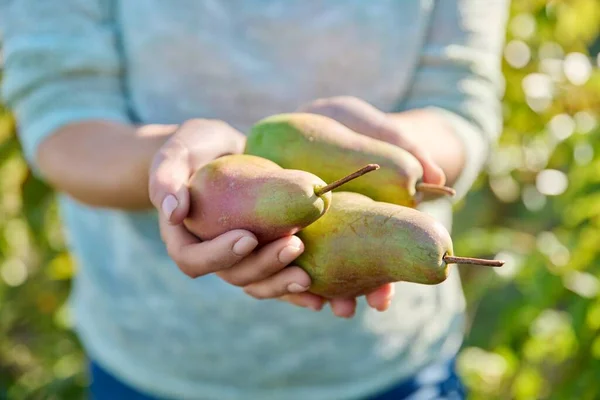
[278,245,303,264]
[232,236,258,256]
[287,283,309,293]
[377,299,392,312]
[162,195,178,220]
[308,303,321,311]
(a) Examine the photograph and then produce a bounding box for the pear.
[296,192,504,298]
[183,154,379,244]
[245,113,455,208]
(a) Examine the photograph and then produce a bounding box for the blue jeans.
[88,358,466,400]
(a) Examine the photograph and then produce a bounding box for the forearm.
[37,121,177,209]
[387,109,466,187]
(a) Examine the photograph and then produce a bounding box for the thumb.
[149,140,191,225]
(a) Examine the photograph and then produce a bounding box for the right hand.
[148,119,326,312]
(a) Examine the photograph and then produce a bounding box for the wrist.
[387,110,466,187]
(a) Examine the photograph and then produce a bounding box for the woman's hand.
[148,117,397,318]
[147,119,325,312]
[290,96,450,317]
[298,96,446,185]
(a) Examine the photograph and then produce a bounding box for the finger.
[366,283,396,312]
[185,119,247,160]
[159,212,200,248]
[217,236,304,287]
[298,96,389,137]
[279,293,327,312]
[149,137,191,225]
[399,144,446,186]
[302,96,422,161]
[420,158,446,186]
[329,298,357,318]
[160,216,258,278]
[376,121,446,186]
[299,97,447,186]
[243,266,311,300]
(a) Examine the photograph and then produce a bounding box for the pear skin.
[245,113,455,208]
[184,155,379,244]
[296,192,503,298]
[184,154,330,244]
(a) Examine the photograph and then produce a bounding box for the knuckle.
[327,95,360,107]
[184,118,229,131]
[199,252,235,275]
[304,99,336,113]
[148,179,159,202]
[167,247,198,279]
[222,272,250,287]
[242,286,261,299]
[182,268,199,279]
[286,266,310,281]
[148,182,166,207]
[148,169,162,190]
[243,285,272,300]
[206,119,231,129]
[179,118,206,130]
[301,96,362,122]
[149,164,179,198]
[178,261,199,279]
[259,257,286,275]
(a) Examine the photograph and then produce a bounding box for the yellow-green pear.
[245,113,455,208]
[296,192,504,298]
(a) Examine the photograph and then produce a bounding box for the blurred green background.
[1,1,599,399]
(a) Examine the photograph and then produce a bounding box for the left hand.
[297,96,446,185]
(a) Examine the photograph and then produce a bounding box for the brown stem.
[444,254,505,267]
[314,164,380,196]
[416,183,456,197]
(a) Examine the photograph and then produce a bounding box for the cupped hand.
[148,119,324,312]
[282,284,395,318]
[297,96,446,186]
[291,96,450,317]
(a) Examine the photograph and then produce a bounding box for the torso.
[64,2,467,399]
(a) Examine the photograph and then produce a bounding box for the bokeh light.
[504,40,531,69]
[510,13,536,40]
[574,111,597,134]
[536,169,569,196]
[563,52,593,86]
[1,1,600,399]
[522,73,553,112]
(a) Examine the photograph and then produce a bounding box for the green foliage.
[0,99,86,398]
[0,1,599,399]
[453,1,600,399]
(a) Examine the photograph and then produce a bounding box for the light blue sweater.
[1,1,508,399]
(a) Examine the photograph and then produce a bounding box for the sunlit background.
[1,1,599,399]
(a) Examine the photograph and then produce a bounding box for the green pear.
[296,192,504,298]
[183,154,378,244]
[245,113,455,208]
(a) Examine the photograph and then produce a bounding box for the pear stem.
[416,183,456,197]
[444,254,505,267]
[314,164,380,196]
